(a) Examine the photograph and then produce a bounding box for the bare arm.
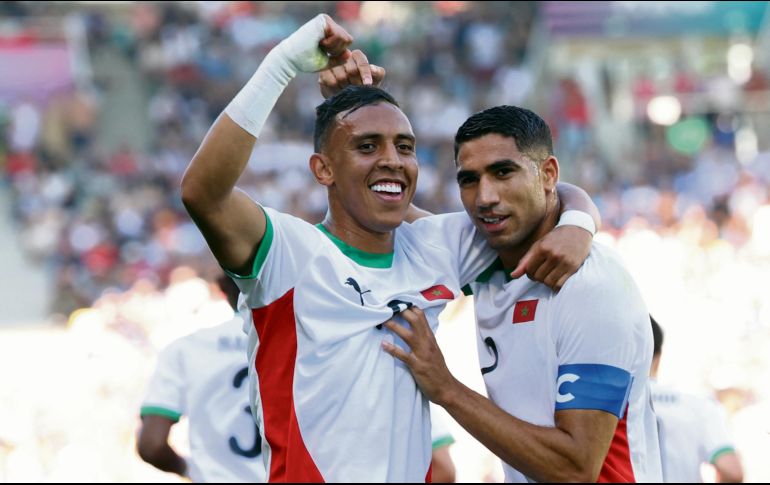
[511,182,600,289]
[383,308,617,482]
[181,115,264,276]
[556,182,601,230]
[431,446,457,483]
[714,451,744,483]
[404,183,598,285]
[437,384,614,482]
[137,415,187,477]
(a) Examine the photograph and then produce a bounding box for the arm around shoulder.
[555,182,600,232]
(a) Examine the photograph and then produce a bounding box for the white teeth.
[370,183,402,194]
[482,217,501,224]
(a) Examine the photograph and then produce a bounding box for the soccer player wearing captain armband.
[182,13,599,482]
[384,106,662,482]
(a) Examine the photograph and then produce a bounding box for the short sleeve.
[225,206,323,305]
[141,340,186,421]
[408,212,496,286]
[699,398,736,464]
[551,248,649,418]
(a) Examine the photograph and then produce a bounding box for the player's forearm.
[715,453,744,483]
[438,381,600,482]
[137,440,188,477]
[555,182,601,232]
[152,448,187,477]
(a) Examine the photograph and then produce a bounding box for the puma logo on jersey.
[345,277,372,306]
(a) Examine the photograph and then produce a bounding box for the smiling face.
[456,133,558,255]
[318,102,418,235]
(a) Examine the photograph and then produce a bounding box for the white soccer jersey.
[466,242,662,483]
[651,380,736,483]
[141,316,266,483]
[229,208,494,483]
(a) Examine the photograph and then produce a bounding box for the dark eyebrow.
[351,133,416,144]
[396,134,416,144]
[487,159,519,172]
[457,159,520,182]
[456,168,477,182]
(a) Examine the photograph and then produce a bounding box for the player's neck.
[320,213,395,254]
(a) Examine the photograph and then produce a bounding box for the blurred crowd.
[1,1,540,317]
[1,0,768,362]
[1,2,770,480]
[4,1,766,320]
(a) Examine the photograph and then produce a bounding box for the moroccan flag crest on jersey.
[421,284,454,301]
[512,299,538,323]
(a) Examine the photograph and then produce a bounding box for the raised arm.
[181,14,353,275]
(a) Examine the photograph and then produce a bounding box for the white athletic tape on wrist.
[279,14,331,73]
[225,14,329,138]
[556,210,596,236]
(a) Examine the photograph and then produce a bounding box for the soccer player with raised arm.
[181,14,599,482]
[384,106,663,482]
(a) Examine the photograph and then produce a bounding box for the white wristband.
[224,14,330,138]
[556,210,596,236]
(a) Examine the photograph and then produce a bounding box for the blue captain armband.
[555,364,632,419]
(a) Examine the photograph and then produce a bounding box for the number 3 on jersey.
[230,366,262,458]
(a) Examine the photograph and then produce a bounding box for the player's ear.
[310,153,334,186]
[541,155,559,192]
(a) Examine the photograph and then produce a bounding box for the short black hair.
[454,105,553,162]
[650,315,663,356]
[314,85,400,152]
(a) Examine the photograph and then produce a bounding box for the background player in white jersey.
[137,275,265,483]
[650,316,744,483]
[181,14,598,482]
[384,105,663,482]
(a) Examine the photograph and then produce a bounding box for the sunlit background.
[1,1,769,482]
